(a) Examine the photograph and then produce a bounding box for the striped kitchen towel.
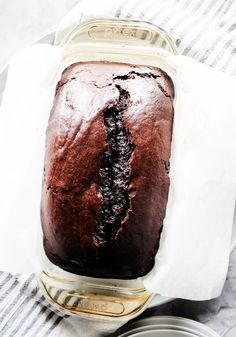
[0,0,236,336]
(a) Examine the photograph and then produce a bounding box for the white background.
[0,0,79,70]
[0,1,236,336]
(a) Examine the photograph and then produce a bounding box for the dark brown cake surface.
[41,61,174,279]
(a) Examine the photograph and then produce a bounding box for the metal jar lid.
[116,316,220,337]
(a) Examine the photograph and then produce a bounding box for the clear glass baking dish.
[39,18,177,321]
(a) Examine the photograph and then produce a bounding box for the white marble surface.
[0,1,235,336]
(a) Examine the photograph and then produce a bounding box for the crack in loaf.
[41,61,174,279]
[94,85,134,248]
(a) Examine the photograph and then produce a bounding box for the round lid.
[116,316,220,337]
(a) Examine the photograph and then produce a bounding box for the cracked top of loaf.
[41,61,174,279]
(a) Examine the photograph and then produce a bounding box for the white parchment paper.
[0,45,62,273]
[0,36,236,300]
[143,55,236,299]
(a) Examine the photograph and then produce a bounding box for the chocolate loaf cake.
[41,61,174,279]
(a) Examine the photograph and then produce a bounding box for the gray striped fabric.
[0,273,64,337]
[0,0,236,336]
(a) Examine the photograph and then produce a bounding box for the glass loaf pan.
[39,18,177,321]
